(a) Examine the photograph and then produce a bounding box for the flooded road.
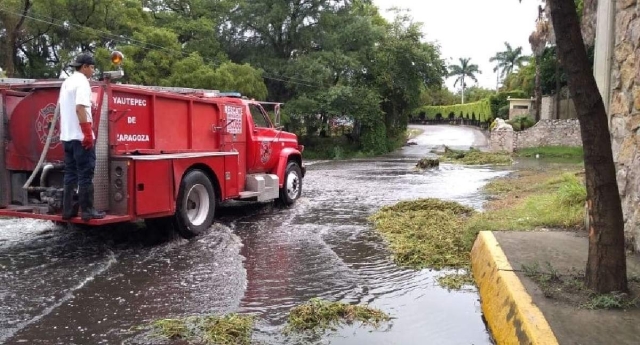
[0,125,510,344]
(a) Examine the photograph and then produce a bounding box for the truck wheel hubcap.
[186,184,209,226]
[286,171,300,200]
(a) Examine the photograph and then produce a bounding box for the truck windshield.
[249,104,271,128]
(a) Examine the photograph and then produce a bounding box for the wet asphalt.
[0,125,510,344]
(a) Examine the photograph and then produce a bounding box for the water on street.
[0,125,511,344]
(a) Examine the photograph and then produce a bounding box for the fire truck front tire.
[279,161,302,205]
[175,170,216,239]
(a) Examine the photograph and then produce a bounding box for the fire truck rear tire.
[279,161,302,205]
[175,170,216,239]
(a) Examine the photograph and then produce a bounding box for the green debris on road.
[369,199,476,270]
[149,313,254,345]
[285,298,391,333]
[441,147,512,165]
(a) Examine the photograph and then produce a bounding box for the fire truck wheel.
[280,161,302,205]
[175,170,216,239]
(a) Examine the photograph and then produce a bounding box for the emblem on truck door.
[260,141,272,163]
[224,105,243,134]
[35,103,61,148]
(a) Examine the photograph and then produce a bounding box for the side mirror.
[274,103,281,127]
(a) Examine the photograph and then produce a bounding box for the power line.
[0,5,324,88]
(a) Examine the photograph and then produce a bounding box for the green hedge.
[411,90,530,123]
[412,98,493,122]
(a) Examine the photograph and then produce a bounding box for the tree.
[1,0,444,155]
[448,57,481,104]
[520,0,627,293]
[363,9,446,140]
[489,42,528,83]
[460,86,495,103]
[0,0,32,77]
[419,85,457,106]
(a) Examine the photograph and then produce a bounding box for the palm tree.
[490,42,528,84]
[448,57,481,104]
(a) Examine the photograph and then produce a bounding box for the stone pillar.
[489,128,514,153]
[593,0,616,120]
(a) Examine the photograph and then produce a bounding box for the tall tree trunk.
[3,37,16,78]
[555,47,561,119]
[461,76,465,104]
[534,56,541,121]
[547,0,627,293]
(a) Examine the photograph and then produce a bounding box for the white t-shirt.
[59,72,94,142]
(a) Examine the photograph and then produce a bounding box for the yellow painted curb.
[471,231,559,345]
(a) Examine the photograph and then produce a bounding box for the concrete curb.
[470,231,559,345]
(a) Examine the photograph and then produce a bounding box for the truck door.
[246,103,278,173]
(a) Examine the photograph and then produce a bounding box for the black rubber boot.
[61,185,79,220]
[80,184,106,222]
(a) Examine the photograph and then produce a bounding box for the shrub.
[507,115,535,131]
[497,105,510,119]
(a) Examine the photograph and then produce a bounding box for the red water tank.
[6,88,64,171]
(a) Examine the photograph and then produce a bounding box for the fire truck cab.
[0,63,305,238]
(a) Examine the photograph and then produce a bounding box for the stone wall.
[489,119,582,152]
[540,96,578,120]
[610,0,640,250]
[515,119,582,149]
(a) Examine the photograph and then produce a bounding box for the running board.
[0,207,132,225]
[239,174,280,201]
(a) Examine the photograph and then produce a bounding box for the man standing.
[59,53,105,222]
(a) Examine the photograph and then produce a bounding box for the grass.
[521,262,639,310]
[285,298,391,333]
[464,172,586,248]
[515,146,584,159]
[441,147,512,165]
[368,167,586,290]
[582,293,639,310]
[149,314,254,345]
[152,319,190,340]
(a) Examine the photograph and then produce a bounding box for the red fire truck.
[0,56,305,238]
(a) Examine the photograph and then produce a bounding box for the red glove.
[80,122,94,150]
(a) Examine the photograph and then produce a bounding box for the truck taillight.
[298,145,304,153]
[110,161,128,215]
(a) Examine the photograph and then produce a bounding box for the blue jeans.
[63,140,96,187]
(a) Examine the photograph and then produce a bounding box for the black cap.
[68,53,96,67]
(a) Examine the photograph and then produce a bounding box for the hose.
[23,103,60,189]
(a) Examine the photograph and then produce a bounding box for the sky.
[372,0,542,92]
